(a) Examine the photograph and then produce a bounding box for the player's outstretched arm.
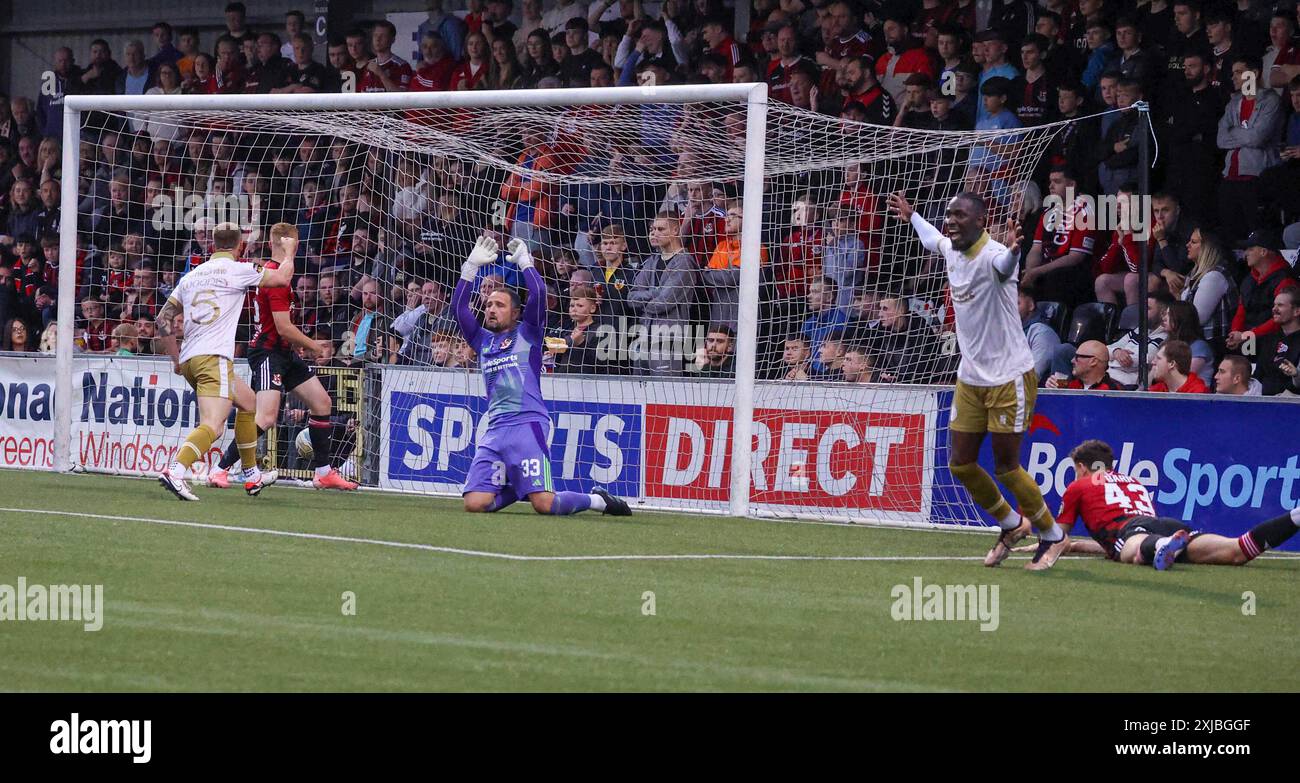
[452,235,499,344]
[155,296,184,372]
[888,191,943,252]
[507,239,545,332]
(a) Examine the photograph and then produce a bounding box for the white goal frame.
[57,84,771,516]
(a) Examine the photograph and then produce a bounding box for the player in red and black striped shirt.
[1030,439,1300,569]
[209,223,358,492]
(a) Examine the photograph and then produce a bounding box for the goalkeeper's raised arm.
[451,235,500,346]
[506,238,546,338]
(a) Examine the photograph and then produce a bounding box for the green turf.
[0,469,1295,692]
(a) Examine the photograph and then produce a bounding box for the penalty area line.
[5,506,993,562]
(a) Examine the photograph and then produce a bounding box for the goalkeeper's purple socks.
[486,488,519,512]
[548,491,593,515]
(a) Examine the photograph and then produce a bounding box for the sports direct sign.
[0,354,245,475]
[380,369,939,523]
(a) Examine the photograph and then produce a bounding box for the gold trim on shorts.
[180,355,236,400]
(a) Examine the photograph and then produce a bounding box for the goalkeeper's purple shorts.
[462,422,554,498]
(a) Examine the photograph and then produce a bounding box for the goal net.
[56,87,1062,527]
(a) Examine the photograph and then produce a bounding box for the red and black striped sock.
[1237,512,1300,562]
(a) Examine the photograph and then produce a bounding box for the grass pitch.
[1,469,1296,692]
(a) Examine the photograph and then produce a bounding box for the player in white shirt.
[153,223,296,501]
[888,190,1069,571]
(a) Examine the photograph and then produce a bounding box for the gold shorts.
[180,355,237,400]
[951,370,1038,434]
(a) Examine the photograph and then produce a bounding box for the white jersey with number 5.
[912,214,1035,386]
[171,252,266,365]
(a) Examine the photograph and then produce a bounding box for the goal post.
[52,84,1065,529]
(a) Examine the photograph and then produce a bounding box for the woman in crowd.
[2,318,35,353]
[1181,227,1239,361]
[1163,300,1217,387]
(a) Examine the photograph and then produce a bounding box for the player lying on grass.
[154,224,295,501]
[207,222,357,492]
[888,190,1068,571]
[453,235,631,517]
[1015,439,1300,569]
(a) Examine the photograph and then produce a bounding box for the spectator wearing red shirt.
[1046,340,1124,389]
[359,21,412,92]
[1023,165,1098,307]
[184,52,219,94]
[410,32,457,93]
[1226,229,1300,350]
[701,16,743,82]
[452,32,491,91]
[876,11,939,103]
[818,0,879,73]
[76,296,115,353]
[214,35,246,93]
[1093,185,1156,307]
[766,22,809,103]
[1149,339,1211,392]
[838,55,896,124]
[775,194,824,301]
[679,180,727,268]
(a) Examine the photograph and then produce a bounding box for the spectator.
[976,29,1019,124]
[79,39,123,96]
[244,32,290,93]
[693,323,736,377]
[876,10,938,103]
[2,317,35,352]
[810,332,847,381]
[1163,50,1226,226]
[544,0,588,37]
[452,31,491,90]
[1205,9,1244,91]
[215,35,247,93]
[420,0,469,62]
[704,201,766,328]
[780,336,811,380]
[120,266,160,322]
[840,345,876,383]
[1097,78,1143,195]
[222,2,254,52]
[1227,229,1299,351]
[550,283,608,373]
[893,73,934,128]
[185,52,218,94]
[109,322,139,356]
[1018,285,1062,379]
[132,316,156,356]
[411,32,457,92]
[175,28,201,81]
[1265,10,1300,92]
[392,280,456,365]
[837,55,896,124]
[1253,288,1300,395]
[283,35,339,94]
[486,37,525,89]
[1258,76,1300,225]
[588,222,636,323]
[280,11,306,60]
[1022,165,1096,306]
[1214,353,1262,395]
[1105,16,1156,91]
[501,126,562,254]
[1016,34,1057,127]
[628,212,697,375]
[1165,1,1209,85]
[822,209,865,309]
[866,295,946,383]
[1046,340,1122,389]
[1149,339,1211,392]
[117,41,152,96]
[562,16,606,87]
[5,179,39,241]
[1150,191,1199,298]
[1180,227,1238,352]
[1217,56,1285,243]
[148,21,182,72]
[75,297,113,352]
[766,22,807,103]
[359,21,413,93]
[1163,299,1216,385]
[1081,19,1117,92]
[1093,183,1149,306]
[522,28,564,87]
[802,276,849,375]
[315,273,351,341]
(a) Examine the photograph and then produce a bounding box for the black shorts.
[248,349,315,394]
[1116,516,1202,562]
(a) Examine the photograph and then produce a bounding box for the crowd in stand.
[1,0,1297,396]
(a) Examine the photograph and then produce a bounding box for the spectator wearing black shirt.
[245,32,291,93]
[1105,16,1157,96]
[693,324,736,378]
[1016,34,1057,126]
[1141,0,1174,55]
[78,39,123,96]
[275,34,338,94]
[562,16,607,87]
[1164,49,1227,225]
[1166,1,1211,86]
[1206,9,1245,91]
[1253,288,1300,395]
[1150,192,1200,296]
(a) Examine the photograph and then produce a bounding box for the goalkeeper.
[453,235,631,518]
[889,191,1067,571]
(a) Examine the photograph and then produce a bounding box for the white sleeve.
[909,211,949,254]
[235,262,266,289]
[991,244,1020,279]
[391,305,427,337]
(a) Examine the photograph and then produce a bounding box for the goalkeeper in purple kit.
[454,235,631,517]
